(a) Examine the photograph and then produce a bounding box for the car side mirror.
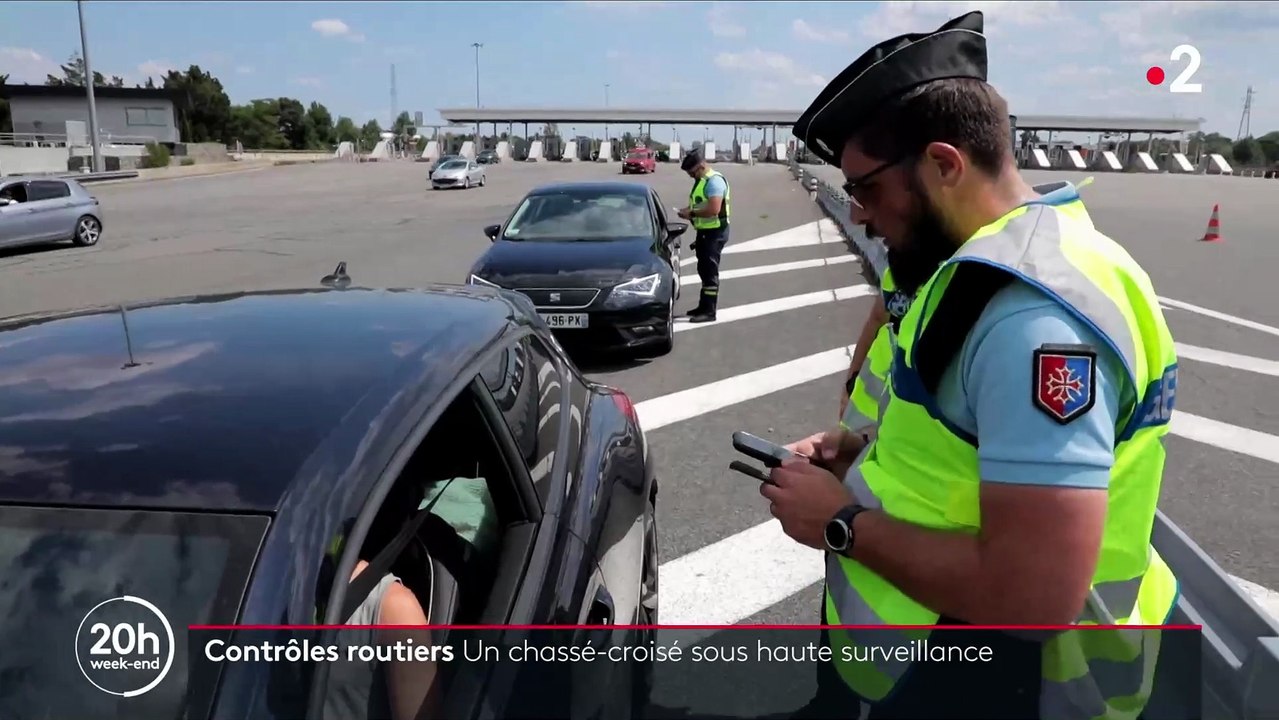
[484,224,501,241]
[666,222,688,238]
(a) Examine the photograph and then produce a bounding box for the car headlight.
[611,273,661,298]
[468,274,499,288]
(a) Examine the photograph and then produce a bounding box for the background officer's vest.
[689,170,730,230]
[842,268,908,431]
[825,184,1180,718]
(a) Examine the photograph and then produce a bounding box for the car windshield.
[440,161,467,170]
[0,506,267,719]
[626,151,648,159]
[503,191,654,241]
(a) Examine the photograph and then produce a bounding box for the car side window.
[0,182,30,203]
[650,192,666,233]
[27,181,70,202]
[478,334,564,503]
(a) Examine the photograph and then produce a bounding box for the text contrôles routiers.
[202,638,996,665]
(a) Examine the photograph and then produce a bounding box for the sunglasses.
[841,155,910,209]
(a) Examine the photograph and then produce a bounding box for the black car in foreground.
[467,181,688,357]
[0,284,658,720]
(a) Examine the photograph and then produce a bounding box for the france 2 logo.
[1033,344,1098,424]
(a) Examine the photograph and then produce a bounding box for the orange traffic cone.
[1201,204,1222,242]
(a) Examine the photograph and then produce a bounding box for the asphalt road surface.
[2,158,1275,628]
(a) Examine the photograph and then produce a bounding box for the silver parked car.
[0,176,103,249]
[430,159,486,189]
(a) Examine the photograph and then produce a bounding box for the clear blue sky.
[1,1,1273,144]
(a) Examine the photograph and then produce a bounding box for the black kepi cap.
[791,11,988,168]
[680,147,703,171]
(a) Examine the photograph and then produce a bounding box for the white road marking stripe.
[1175,343,1279,377]
[674,285,875,334]
[659,519,822,626]
[678,219,841,267]
[1160,297,1279,339]
[637,344,1279,624]
[635,345,855,431]
[680,254,859,288]
[1171,411,1279,465]
[658,518,1278,625]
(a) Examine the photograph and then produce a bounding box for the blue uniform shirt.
[935,282,1133,489]
[702,173,727,198]
[930,179,1132,490]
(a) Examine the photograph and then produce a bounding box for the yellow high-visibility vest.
[825,182,1180,719]
[689,169,730,230]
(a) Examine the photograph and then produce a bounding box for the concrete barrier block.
[418,141,440,161]
[1056,149,1087,170]
[562,140,578,162]
[597,141,613,162]
[495,141,511,160]
[1127,151,1159,172]
[1164,152,1194,173]
[1200,153,1232,175]
[704,142,716,161]
[526,141,544,162]
[668,142,681,161]
[1092,150,1122,171]
[458,141,476,160]
[1027,148,1051,169]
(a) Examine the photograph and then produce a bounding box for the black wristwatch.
[824,504,869,554]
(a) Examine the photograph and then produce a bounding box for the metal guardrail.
[63,171,140,183]
[786,154,1279,719]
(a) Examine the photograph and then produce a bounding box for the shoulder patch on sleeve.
[1033,343,1097,424]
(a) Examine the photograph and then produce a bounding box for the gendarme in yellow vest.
[841,267,911,432]
[825,182,1180,719]
[689,169,730,230]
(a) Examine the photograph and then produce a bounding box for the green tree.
[359,119,383,149]
[333,116,358,143]
[1232,137,1264,166]
[274,97,307,149]
[228,99,287,149]
[1255,131,1279,166]
[162,65,232,144]
[305,101,335,148]
[392,111,413,137]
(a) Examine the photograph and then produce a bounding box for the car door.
[0,181,40,247]
[469,161,482,184]
[22,180,76,242]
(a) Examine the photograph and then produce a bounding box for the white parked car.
[431,159,486,190]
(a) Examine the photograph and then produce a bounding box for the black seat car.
[0,283,658,719]
[467,182,687,357]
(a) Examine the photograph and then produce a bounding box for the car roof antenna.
[118,305,144,369]
[321,261,351,289]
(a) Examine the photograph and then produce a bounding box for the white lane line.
[659,519,823,626]
[678,219,842,267]
[681,254,859,288]
[637,344,1279,624]
[1171,412,1279,465]
[659,517,1278,625]
[674,285,875,334]
[1160,297,1279,339]
[1175,343,1279,377]
[635,344,855,431]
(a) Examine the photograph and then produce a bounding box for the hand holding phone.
[732,431,803,468]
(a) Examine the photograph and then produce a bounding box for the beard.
[884,178,960,297]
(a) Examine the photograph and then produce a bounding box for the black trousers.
[805,606,1043,719]
[693,225,729,310]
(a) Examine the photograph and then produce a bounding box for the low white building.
[2,84,183,145]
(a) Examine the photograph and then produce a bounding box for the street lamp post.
[472,42,483,152]
[77,0,102,172]
[603,83,610,154]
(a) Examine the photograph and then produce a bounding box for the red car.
[622,147,656,174]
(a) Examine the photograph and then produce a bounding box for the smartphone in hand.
[732,431,803,468]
